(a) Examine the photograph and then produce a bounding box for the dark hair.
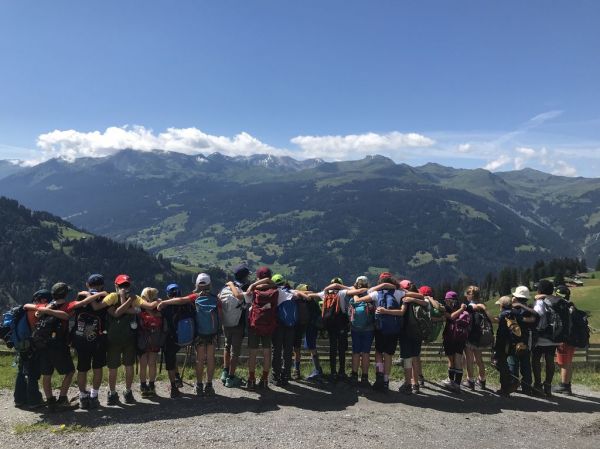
[537,279,554,296]
[379,276,396,286]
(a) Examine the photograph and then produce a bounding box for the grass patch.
[14,422,92,434]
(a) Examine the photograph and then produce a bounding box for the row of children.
[1,265,589,411]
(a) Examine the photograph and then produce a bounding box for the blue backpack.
[277,299,298,327]
[2,307,32,352]
[374,290,403,335]
[349,300,372,331]
[194,295,220,335]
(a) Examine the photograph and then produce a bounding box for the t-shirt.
[316,290,349,313]
[220,283,247,328]
[534,295,562,347]
[28,301,71,334]
[368,289,405,306]
[244,288,295,306]
[102,292,144,307]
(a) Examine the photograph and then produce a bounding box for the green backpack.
[107,313,135,344]
[405,303,433,341]
[425,306,444,343]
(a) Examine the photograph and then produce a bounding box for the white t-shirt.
[244,288,294,306]
[368,289,405,305]
[534,295,561,347]
[317,290,349,313]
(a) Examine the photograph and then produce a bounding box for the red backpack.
[137,311,165,353]
[249,289,279,336]
[322,290,349,330]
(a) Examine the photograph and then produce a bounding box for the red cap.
[399,279,412,290]
[256,266,272,280]
[419,286,433,297]
[378,272,393,281]
[114,274,131,286]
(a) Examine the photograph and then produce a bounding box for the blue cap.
[87,274,104,286]
[166,283,181,296]
[33,289,52,302]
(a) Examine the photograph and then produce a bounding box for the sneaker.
[89,396,100,408]
[382,380,389,391]
[79,395,91,410]
[270,372,281,384]
[148,384,157,397]
[225,376,243,388]
[476,378,487,390]
[107,391,119,406]
[452,382,462,393]
[463,379,475,391]
[195,383,204,396]
[359,376,371,388]
[412,384,420,394]
[372,374,385,391]
[496,389,511,398]
[123,389,135,404]
[441,379,455,391]
[337,371,348,382]
[246,379,257,391]
[552,383,572,395]
[258,379,269,390]
[418,374,425,387]
[533,383,544,395]
[57,395,77,411]
[543,382,552,397]
[204,384,215,397]
[398,383,413,395]
[306,368,323,381]
[170,386,181,398]
[174,374,184,388]
[276,377,289,387]
[46,396,57,412]
[140,385,151,398]
[349,373,359,386]
[292,369,302,380]
[220,369,229,385]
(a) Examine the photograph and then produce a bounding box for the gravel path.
[1,379,599,449]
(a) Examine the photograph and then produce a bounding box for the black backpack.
[566,306,590,348]
[542,298,570,343]
[468,310,494,347]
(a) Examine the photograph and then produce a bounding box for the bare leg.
[206,345,215,382]
[59,372,74,397]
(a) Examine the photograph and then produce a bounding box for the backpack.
[219,286,246,328]
[349,300,373,331]
[30,302,63,350]
[566,306,590,348]
[405,303,433,341]
[137,311,166,352]
[72,311,102,348]
[248,289,278,336]
[295,297,310,326]
[374,290,403,335]
[106,313,135,344]
[307,299,323,329]
[174,304,196,346]
[2,307,31,352]
[505,314,528,356]
[447,310,471,344]
[194,294,220,335]
[469,310,494,347]
[542,298,569,343]
[322,290,349,330]
[278,299,298,327]
[425,303,444,343]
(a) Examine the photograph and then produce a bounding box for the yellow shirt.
[102,292,143,307]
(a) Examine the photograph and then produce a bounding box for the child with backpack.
[23,282,76,411]
[441,290,471,393]
[493,296,522,397]
[532,279,568,397]
[345,276,372,387]
[298,283,324,381]
[292,282,312,380]
[413,285,444,390]
[65,274,109,409]
[270,274,299,386]
[463,286,492,391]
[138,287,165,398]
[219,264,250,388]
[10,289,52,408]
[508,285,536,395]
[158,274,219,397]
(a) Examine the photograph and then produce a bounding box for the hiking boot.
[463,379,475,391]
[412,384,420,394]
[46,396,58,412]
[140,384,151,398]
[270,371,281,383]
[107,391,120,406]
[496,389,511,398]
[349,373,359,386]
[359,376,371,388]
[148,384,157,397]
[174,373,184,388]
[306,368,323,381]
[292,369,302,380]
[372,374,385,391]
[79,394,91,410]
[543,383,552,397]
[398,383,412,395]
[89,396,100,409]
[123,389,135,404]
[170,385,181,398]
[418,374,425,387]
[204,383,215,397]
[246,379,257,391]
[220,369,229,385]
[533,383,544,395]
[382,380,389,391]
[195,382,204,396]
[225,375,243,388]
[476,378,487,390]
[521,385,535,396]
[57,395,77,411]
[553,383,572,395]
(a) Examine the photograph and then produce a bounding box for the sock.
[90,389,98,398]
[384,374,389,382]
[455,370,464,385]
[295,361,301,371]
[248,371,256,381]
[79,391,89,399]
[376,362,384,373]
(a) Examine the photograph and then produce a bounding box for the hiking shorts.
[195,334,216,347]
[304,325,318,350]
[400,336,422,359]
[163,335,180,372]
[374,330,398,355]
[75,338,107,372]
[351,330,374,354]
[107,340,136,369]
[40,344,75,376]
[248,329,272,349]
[224,326,244,358]
[293,324,307,348]
[556,343,576,365]
[443,337,466,357]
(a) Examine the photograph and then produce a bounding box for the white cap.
[355,275,369,285]
[513,285,530,300]
[196,273,211,285]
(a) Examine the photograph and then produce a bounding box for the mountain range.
[1,149,598,287]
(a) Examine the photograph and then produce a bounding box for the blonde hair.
[141,287,159,302]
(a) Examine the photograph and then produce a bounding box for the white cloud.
[484,154,511,171]
[290,131,435,160]
[457,143,472,153]
[552,160,578,177]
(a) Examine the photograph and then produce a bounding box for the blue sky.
[0,1,599,176]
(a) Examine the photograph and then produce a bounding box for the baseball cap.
[51,282,72,299]
[166,283,181,296]
[355,276,369,287]
[271,274,285,286]
[114,274,131,286]
[495,296,513,308]
[555,285,571,299]
[330,277,343,285]
[196,273,211,285]
[399,279,412,290]
[419,286,433,297]
[87,274,104,286]
[296,283,309,292]
[513,285,530,300]
[233,264,250,281]
[256,266,272,280]
[33,289,53,302]
[444,290,458,300]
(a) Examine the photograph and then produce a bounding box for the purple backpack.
[449,310,471,343]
